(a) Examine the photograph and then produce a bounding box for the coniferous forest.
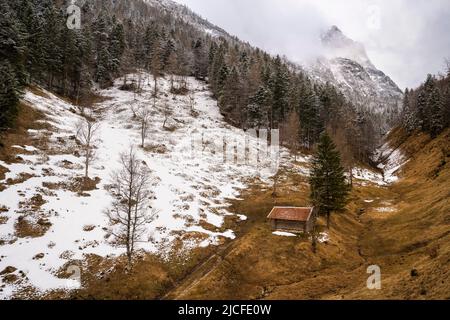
[401,72,450,138]
[1,0,387,163]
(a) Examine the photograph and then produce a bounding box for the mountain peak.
[320,25,374,69]
[309,25,403,126]
[327,25,343,36]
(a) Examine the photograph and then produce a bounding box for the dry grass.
[161,129,450,300]
[347,129,450,299]
[7,91,447,300]
[166,170,367,300]
[14,217,52,238]
[0,101,47,163]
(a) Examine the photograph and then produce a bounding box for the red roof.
[267,207,314,222]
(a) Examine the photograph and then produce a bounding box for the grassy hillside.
[2,92,448,299]
[350,128,450,299]
[164,128,450,300]
[61,127,449,300]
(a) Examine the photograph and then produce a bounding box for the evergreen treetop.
[309,132,351,228]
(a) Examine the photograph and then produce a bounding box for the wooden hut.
[267,207,318,233]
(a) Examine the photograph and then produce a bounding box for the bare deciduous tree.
[188,92,196,112]
[271,169,281,198]
[162,104,172,129]
[135,106,152,148]
[151,49,161,97]
[76,115,100,181]
[283,111,300,161]
[329,125,355,186]
[167,51,178,91]
[106,147,156,268]
[134,71,143,100]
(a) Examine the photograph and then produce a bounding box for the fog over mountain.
[173,0,450,90]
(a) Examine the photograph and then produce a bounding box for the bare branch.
[75,113,100,180]
[105,146,157,268]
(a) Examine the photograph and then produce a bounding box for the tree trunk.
[311,230,317,253]
[141,123,145,148]
[126,201,132,270]
[326,210,331,229]
[350,168,353,187]
[84,149,89,180]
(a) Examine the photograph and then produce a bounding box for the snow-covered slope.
[0,74,289,299]
[308,26,403,121]
[0,72,402,298]
[374,140,409,184]
[144,0,229,38]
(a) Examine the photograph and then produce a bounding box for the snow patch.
[318,232,330,243]
[273,231,297,237]
[0,73,306,299]
[375,142,409,184]
[375,207,396,213]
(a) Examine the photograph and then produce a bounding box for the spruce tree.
[269,55,289,128]
[299,83,323,148]
[109,18,125,77]
[0,60,21,130]
[93,14,112,87]
[429,87,444,137]
[309,132,350,229]
[0,0,26,129]
[41,3,63,89]
[193,38,208,80]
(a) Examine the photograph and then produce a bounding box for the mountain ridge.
[143,1,404,131]
[308,26,403,130]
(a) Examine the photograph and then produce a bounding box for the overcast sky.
[173,0,450,89]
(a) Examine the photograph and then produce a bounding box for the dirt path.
[161,241,232,299]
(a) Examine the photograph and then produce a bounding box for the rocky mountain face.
[308,26,403,131]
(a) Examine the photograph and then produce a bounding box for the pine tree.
[209,44,226,96]
[41,3,63,89]
[429,86,444,137]
[93,14,112,87]
[0,60,22,130]
[402,88,416,132]
[309,133,350,229]
[247,85,272,128]
[193,38,208,80]
[143,23,157,69]
[269,55,289,128]
[0,0,26,129]
[219,66,240,119]
[299,83,323,148]
[109,17,125,77]
[162,38,175,71]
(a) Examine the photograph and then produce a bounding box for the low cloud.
[174,0,450,89]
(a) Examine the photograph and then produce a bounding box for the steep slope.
[161,128,450,300]
[0,73,289,299]
[145,0,230,38]
[308,26,403,130]
[350,128,450,299]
